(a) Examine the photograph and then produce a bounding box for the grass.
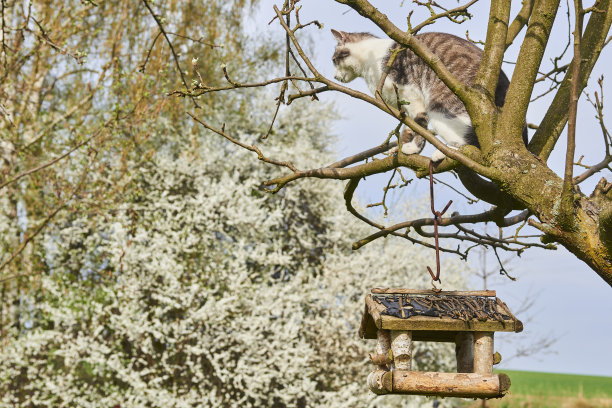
[499,370,612,399]
[477,370,612,408]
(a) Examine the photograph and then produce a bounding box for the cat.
[331,29,527,161]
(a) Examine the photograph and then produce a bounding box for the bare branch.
[344,178,466,257]
[187,112,298,173]
[1,120,111,191]
[353,207,531,250]
[506,0,534,48]
[142,0,191,94]
[0,202,66,274]
[500,0,561,144]
[529,0,612,159]
[408,0,479,34]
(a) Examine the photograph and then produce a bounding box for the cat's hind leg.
[392,112,428,155]
[428,112,473,162]
[399,128,426,155]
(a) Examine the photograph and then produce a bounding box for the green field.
[500,370,612,399]
[482,370,612,408]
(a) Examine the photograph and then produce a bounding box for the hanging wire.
[426,160,452,285]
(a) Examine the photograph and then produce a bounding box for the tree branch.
[187,112,298,173]
[408,0,480,35]
[344,178,465,257]
[474,0,511,97]
[530,0,612,159]
[455,166,525,210]
[506,0,535,48]
[142,0,191,94]
[353,207,530,250]
[560,0,584,227]
[0,202,66,274]
[1,120,110,191]
[499,0,561,145]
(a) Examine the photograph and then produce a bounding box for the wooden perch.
[368,370,511,398]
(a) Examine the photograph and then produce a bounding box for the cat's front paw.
[401,142,423,155]
[388,142,421,156]
[430,149,446,162]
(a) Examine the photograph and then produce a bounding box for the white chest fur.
[351,39,428,118]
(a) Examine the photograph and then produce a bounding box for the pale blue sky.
[251,1,612,376]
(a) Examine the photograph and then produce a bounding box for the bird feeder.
[360,288,523,399]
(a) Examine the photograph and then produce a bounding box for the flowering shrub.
[0,101,470,407]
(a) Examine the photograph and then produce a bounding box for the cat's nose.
[333,70,345,82]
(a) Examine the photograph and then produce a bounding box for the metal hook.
[430,278,442,292]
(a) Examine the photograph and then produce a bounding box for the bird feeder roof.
[359,289,523,342]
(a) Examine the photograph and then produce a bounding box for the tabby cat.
[331,29,526,161]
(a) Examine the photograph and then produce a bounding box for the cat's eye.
[333,49,350,64]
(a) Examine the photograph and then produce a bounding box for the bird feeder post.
[474,331,494,374]
[390,331,412,370]
[455,332,474,373]
[375,329,391,361]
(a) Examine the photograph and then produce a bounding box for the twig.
[187,112,298,173]
[409,0,479,34]
[344,178,465,257]
[494,247,517,280]
[141,0,191,94]
[0,203,65,273]
[1,120,111,190]
[139,30,163,72]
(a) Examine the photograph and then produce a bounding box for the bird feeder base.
[368,370,511,398]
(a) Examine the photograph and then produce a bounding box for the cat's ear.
[331,29,347,44]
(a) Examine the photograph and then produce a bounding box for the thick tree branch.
[560,0,584,227]
[600,205,612,252]
[474,0,511,98]
[499,0,561,145]
[264,150,457,192]
[455,166,525,211]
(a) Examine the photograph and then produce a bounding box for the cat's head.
[331,29,377,83]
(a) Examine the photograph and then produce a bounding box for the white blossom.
[0,98,470,407]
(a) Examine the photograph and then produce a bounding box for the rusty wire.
[427,160,453,283]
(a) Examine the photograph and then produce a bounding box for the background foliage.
[0,1,471,406]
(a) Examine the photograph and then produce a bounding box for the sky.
[250,1,612,376]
